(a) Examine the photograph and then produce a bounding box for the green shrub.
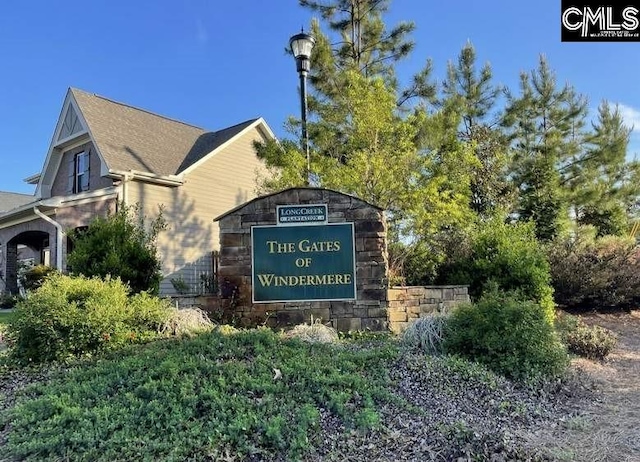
[0,293,19,309]
[128,291,173,332]
[389,240,441,286]
[578,204,628,238]
[19,265,57,292]
[443,289,568,381]
[67,203,166,294]
[555,313,617,360]
[565,324,617,360]
[547,228,640,309]
[553,311,581,339]
[437,218,555,322]
[5,274,171,364]
[401,314,448,354]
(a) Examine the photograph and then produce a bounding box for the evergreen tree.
[257,0,434,186]
[442,42,513,218]
[300,0,435,105]
[503,55,588,240]
[442,42,499,135]
[565,101,640,236]
[257,0,474,244]
[298,0,436,165]
[258,71,474,243]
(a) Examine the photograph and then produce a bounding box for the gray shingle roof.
[71,88,258,176]
[0,191,35,212]
[176,119,259,173]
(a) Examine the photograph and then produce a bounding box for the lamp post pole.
[289,31,315,186]
[299,67,310,186]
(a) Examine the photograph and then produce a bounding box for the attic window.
[67,151,90,193]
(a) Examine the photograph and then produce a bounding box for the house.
[0,88,275,295]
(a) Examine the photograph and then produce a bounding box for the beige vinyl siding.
[184,127,268,242]
[125,181,201,294]
[125,128,267,295]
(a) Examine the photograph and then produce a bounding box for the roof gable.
[58,104,84,141]
[33,88,276,198]
[71,88,206,176]
[35,90,93,198]
[177,118,273,175]
[71,89,275,177]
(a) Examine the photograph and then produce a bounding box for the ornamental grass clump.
[401,313,449,355]
[160,307,214,337]
[283,317,340,344]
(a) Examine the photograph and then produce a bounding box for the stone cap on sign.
[213,187,384,222]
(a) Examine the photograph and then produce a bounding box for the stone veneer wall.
[387,285,470,334]
[215,188,389,331]
[173,285,471,334]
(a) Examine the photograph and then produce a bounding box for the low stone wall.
[169,285,470,335]
[387,286,470,334]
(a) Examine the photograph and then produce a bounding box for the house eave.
[108,169,184,186]
[23,173,41,185]
[0,187,120,229]
[179,117,275,176]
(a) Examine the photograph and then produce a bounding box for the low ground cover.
[1,324,589,461]
[1,328,398,461]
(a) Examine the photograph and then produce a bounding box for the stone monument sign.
[214,187,388,330]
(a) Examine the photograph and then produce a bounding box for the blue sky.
[1,0,639,194]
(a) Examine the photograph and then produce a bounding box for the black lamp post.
[289,30,315,186]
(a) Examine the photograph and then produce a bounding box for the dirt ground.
[532,310,640,462]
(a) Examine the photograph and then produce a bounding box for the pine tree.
[442,42,499,135]
[503,55,587,240]
[299,0,436,165]
[300,0,434,104]
[442,42,512,218]
[566,101,640,236]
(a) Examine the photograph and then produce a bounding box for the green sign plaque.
[251,223,356,303]
[277,204,328,225]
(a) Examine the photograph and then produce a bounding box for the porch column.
[5,242,18,295]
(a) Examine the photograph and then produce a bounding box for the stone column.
[5,242,18,295]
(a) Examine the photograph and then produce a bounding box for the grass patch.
[2,328,398,461]
[0,311,15,326]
